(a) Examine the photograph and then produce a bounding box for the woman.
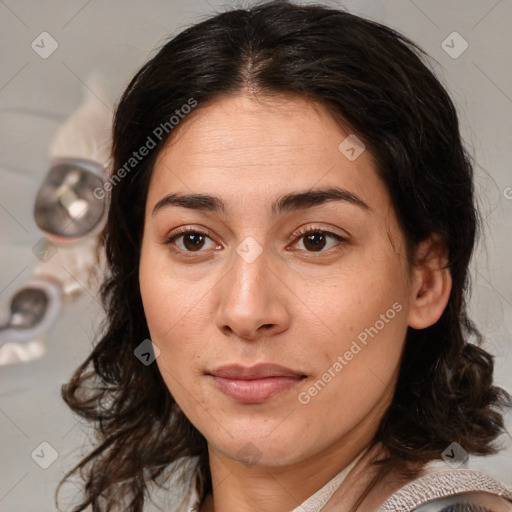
[58,1,512,511]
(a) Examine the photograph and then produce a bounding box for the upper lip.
[208,363,305,380]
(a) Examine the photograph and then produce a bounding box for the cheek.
[301,250,410,389]
[300,298,407,436]
[139,247,185,371]
[305,250,408,339]
[313,291,407,384]
[139,242,197,340]
[139,245,209,396]
[139,261,198,414]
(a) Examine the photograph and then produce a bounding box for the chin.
[206,426,317,467]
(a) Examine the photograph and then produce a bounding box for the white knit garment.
[378,467,512,512]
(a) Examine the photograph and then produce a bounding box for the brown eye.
[293,228,348,254]
[181,232,206,251]
[303,232,328,252]
[164,229,219,253]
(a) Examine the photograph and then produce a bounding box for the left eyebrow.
[272,186,370,215]
[151,186,371,217]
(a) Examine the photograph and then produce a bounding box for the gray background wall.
[0,1,511,510]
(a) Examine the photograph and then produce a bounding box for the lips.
[209,363,305,380]
[207,364,306,403]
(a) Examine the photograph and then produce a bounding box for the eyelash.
[163,225,349,257]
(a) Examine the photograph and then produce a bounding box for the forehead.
[147,92,390,219]
[157,93,355,167]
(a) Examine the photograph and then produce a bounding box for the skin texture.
[139,92,452,512]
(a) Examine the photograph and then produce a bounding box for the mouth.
[207,363,307,404]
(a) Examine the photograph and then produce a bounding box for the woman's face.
[139,93,414,467]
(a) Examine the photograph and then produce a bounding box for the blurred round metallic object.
[0,275,63,345]
[34,158,108,242]
[9,287,48,329]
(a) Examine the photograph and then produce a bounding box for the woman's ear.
[407,235,452,329]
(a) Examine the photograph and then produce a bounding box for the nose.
[215,244,291,342]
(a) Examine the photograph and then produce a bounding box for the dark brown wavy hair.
[58,1,511,511]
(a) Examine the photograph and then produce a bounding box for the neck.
[202,432,378,512]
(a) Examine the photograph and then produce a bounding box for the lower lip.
[210,375,304,403]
